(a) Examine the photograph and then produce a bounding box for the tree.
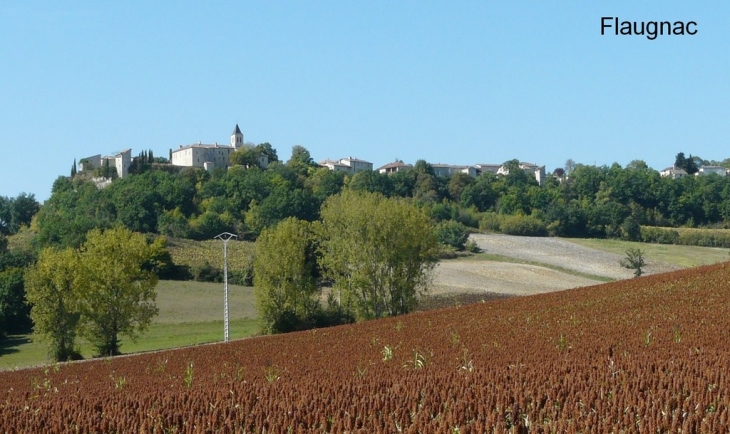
[231,145,261,168]
[76,227,159,356]
[675,152,698,175]
[620,248,646,277]
[288,145,314,166]
[565,158,576,176]
[0,193,41,235]
[253,218,319,333]
[0,267,31,338]
[627,160,648,170]
[448,173,474,201]
[24,248,83,361]
[318,191,439,320]
[256,142,278,163]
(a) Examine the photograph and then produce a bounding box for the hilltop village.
[78,124,730,187]
[78,124,550,185]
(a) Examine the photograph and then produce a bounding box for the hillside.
[2,262,730,432]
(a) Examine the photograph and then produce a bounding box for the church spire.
[231,124,243,148]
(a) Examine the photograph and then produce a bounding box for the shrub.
[435,220,469,250]
[479,212,501,232]
[192,262,222,282]
[640,226,730,248]
[499,214,548,237]
[438,245,458,259]
[621,216,642,241]
[454,208,480,229]
[641,226,679,244]
[465,239,480,253]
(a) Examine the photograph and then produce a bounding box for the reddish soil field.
[2,263,730,433]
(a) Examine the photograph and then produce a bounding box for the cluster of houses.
[660,165,730,179]
[78,124,549,185]
[79,124,730,189]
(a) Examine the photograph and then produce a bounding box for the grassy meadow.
[0,280,259,370]
[566,237,730,268]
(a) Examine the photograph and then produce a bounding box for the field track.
[2,262,730,432]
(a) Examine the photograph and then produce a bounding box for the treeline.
[31,153,730,252]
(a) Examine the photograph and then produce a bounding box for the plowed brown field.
[2,263,730,432]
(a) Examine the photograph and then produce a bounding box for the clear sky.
[1,1,727,202]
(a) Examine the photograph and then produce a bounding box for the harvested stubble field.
[431,234,685,297]
[2,262,730,432]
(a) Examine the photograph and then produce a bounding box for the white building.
[696,166,728,176]
[170,124,267,171]
[79,149,132,179]
[660,167,688,179]
[340,157,373,173]
[319,157,373,174]
[319,159,352,172]
[495,162,546,186]
[377,160,412,174]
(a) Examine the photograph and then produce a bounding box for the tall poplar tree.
[253,217,318,333]
[25,248,83,361]
[318,191,438,320]
[77,227,159,356]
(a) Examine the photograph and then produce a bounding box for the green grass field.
[0,280,260,371]
[565,238,730,268]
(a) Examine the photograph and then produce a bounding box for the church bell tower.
[231,124,243,149]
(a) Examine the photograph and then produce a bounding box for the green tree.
[76,227,159,356]
[231,145,261,168]
[675,152,699,175]
[318,191,438,320]
[24,248,83,361]
[435,220,469,250]
[448,173,474,201]
[348,170,394,196]
[305,168,346,202]
[288,145,314,166]
[256,142,278,163]
[253,218,319,333]
[0,268,31,338]
[0,193,40,235]
[620,248,646,278]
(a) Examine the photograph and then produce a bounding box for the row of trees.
[25,227,162,359]
[33,147,730,255]
[254,191,439,333]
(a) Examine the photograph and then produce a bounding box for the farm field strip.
[2,262,730,432]
[566,237,730,268]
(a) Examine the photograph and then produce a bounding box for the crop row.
[1,263,730,432]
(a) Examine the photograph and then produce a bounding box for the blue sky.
[1,1,727,202]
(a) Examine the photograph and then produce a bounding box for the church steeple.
[231,124,243,148]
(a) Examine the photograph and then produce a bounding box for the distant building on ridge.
[170,124,267,171]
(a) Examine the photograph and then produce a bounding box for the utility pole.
[214,232,237,342]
